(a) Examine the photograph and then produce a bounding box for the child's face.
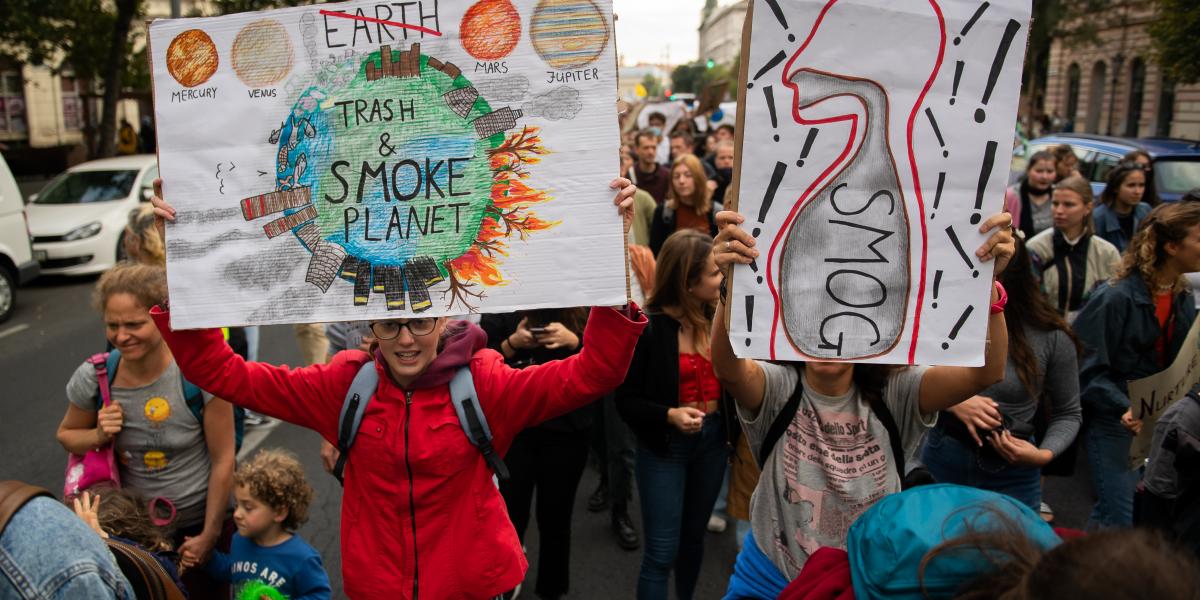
[233,485,286,542]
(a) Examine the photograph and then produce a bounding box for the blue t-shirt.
[205,533,331,600]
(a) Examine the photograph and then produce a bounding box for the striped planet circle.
[529,0,610,70]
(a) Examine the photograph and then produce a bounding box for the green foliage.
[671,57,735,97]
[0,0,143,81]
[1148,0,1200,84]
[640,73,663,97]
[214,0,309,15]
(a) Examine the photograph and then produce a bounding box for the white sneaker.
[707,514,727,533]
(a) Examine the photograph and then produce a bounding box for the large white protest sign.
[728,0,1031,365]
[1129,317,1200,468]
[149,0,623,329]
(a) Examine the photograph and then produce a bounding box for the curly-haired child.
[204,449,331,600]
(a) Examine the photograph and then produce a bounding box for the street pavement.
[1,276,1093,599]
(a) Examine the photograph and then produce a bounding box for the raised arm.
[711,211,768,417]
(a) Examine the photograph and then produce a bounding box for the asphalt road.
[0,277,1093,599]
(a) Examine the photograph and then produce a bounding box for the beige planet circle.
[231,19,294,88]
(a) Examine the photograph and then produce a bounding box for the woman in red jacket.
[148,178,646,600]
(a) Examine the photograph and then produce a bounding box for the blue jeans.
[921,425,1043,511]
[1086,414,1138,528]
[0,497,134,599]
[635,413,730,600]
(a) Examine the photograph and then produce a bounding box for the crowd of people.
[5,114,1200,600]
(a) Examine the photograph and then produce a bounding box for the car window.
[1155,159,1200,196]
[34,170,138,204]
[139,165,159,201]
[1088,152,1123,185]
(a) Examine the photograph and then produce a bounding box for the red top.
[675,205,710,234]
[679,353,721,413]
[1155,292,1173,366]
[152,305,646,600]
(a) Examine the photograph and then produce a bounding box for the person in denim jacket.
[1075,202,1200,528]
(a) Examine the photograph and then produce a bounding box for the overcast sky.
[613,0,703,66]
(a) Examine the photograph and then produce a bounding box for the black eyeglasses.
[369,318,437,340]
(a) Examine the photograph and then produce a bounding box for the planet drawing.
[231,19,294,87]
[461,0,522,61]
[165,29,218,87]
[529,0,610,69]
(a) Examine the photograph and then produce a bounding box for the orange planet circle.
[461,0,522,61]
[231,19,294,88]
[166,29,218,88]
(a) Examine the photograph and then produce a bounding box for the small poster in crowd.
[149,0,623,329]
[1129,317,1200,468]
[728,0,1031,365]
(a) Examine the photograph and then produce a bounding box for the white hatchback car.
[26,155,158,275]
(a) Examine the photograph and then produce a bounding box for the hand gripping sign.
[728,0,1030,366]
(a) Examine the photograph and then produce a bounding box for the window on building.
[0,70,26,134]
[1066,63,1081,126]
[1086,61,1106,133]
[1124,58,1145,138]
[61,74,82,131]
[1156,76,1175,138]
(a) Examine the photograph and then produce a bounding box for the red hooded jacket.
[151,306,646,599]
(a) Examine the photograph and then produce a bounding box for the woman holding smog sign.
[149,176,647,599]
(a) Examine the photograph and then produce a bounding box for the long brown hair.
[1115,201,1200,292]
[92,487,175,555]
[1002,237,1081,396]
[1099,162,1147,209]
[666,154,712,217]
[648,229,715,354]
[126,204,166,266]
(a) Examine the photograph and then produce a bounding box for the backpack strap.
[864,391,906,482]
[757,370,804,469]
[89,352,115,410]
[334,361,379,486]
[449,366,510,481]
[0,481,53,537]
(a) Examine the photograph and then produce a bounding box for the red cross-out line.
[318,9,443,37]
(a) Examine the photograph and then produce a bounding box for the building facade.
[698,0,747,68]
[1043,1,1199,139]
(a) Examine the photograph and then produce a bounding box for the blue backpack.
[333,361,509,486]
[94,350,245,451]
[847,484,1061,599]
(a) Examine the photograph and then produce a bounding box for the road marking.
[0,324,29,339]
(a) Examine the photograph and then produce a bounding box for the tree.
[671,62,706,94]
[0,0,145,157]
[1148,0,1200,84]
[640,74,663,98]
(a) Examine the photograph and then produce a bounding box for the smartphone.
[529,327,549,336]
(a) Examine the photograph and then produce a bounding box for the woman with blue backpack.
[55,262,236,599]
[708,208,1015,598]
[148,177,646,599]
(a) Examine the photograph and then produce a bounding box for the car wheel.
[116,232,129,263]
[0,267,15,324]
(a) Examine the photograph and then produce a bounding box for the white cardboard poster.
[149,0,623,329]
[730,0,1031,366]
[1129,318,1200,468]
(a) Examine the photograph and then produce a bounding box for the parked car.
[1012,134,1200,202]
[25,155,158,275]
[0,152,39,322]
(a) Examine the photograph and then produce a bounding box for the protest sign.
[1129,317,1200,468]
[727,0,1031,365]
[149,0,623,329]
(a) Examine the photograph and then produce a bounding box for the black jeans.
[591,393,638,506]
[500,426,591,597]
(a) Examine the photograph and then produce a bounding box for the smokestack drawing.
[444,86,480,118]
[471,107,522,138]
[305,242,347,292]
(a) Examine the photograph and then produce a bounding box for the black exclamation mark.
[925,108,949,158]
[931,171,946,220]
[748,258,763,284]
[950,61,964,105]
[762,0,797,43]
[746,51,787,89]
[945,225,979,278]
[974,19,1022,123]
[954,2,990,45]
[757,161,788,223]
[796,129,818,167]
[764,86,780,142]
[972,140,998,224]
[932,270,943,308]
[745,295,755,347]
[942,305,974,349]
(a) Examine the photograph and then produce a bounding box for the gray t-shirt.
[738,363,933,579]
[1029,195,1053,236]
[67,360,214,529]
[324,321,373,354]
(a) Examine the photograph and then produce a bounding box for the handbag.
[64,353,122,499]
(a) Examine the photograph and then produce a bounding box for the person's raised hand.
[946,395,1003,446]
[96,402,124,443]
[610,177,636,236]
[713,210,758,273]
[538,322,579,351]
[976,211,1015,275]
[150,178,176,241]
[73,491,107,539]
[667,406,706,435]
[508,317,538,351]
